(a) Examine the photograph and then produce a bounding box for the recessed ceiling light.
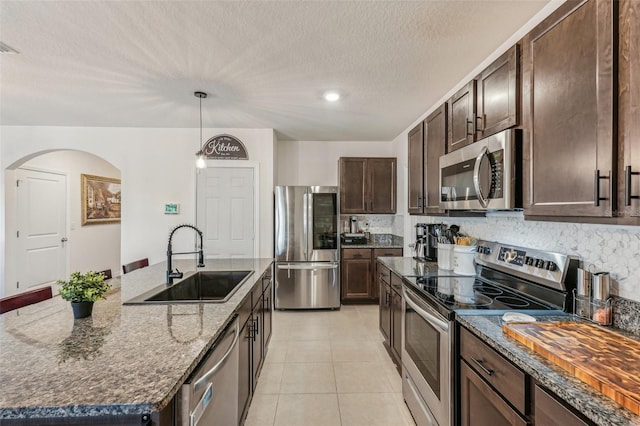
[324,91,340,102]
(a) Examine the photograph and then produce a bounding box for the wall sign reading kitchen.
[202,134,249,160]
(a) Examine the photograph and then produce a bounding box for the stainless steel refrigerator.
[274,186,340,309]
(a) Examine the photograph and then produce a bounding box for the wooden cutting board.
[503,321,640,415]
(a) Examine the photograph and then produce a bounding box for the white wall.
[4,151,121,295]
[1,126,275,296]
[276,140,393,186]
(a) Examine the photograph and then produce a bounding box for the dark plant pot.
[71,301,94,319]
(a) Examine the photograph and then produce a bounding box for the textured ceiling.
[0,1,549,141]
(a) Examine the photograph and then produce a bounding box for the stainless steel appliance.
[402,240,578,426]
[274,186,340,309]
[439,129,522,210]
[413,224,438,261]
[177,315,240,426]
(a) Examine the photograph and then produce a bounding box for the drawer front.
[252,280,263,309]
[377,262,391,284]
[342,248,372,259]
[460,327,527,414]
[373,248,403,258]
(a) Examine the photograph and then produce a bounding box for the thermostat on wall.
[164,203,180,214]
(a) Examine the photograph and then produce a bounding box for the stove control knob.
[535,259,545,268]
[524,256,533,266]
[546,262,557,271]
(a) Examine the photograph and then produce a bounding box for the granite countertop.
[0,258,273,420]
[378,255,640,424]
[340,233,404,249]
[457,315,640,426]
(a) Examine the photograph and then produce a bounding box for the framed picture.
[81,174,121,225]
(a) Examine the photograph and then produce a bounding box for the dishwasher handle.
[190,383,213,426]
[193,318,240,392]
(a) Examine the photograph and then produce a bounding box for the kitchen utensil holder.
[573,289,612,326]
[573,290,591,319]
[591,297,613,326]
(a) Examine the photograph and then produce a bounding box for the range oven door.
[402,286,452,426]
[439,128,520,210]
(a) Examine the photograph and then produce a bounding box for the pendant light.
[194,91,208,169]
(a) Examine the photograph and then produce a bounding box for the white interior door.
[197,167,255,258]
[15,168,67,292]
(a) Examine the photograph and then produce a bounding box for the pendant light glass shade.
[194,91,208,169]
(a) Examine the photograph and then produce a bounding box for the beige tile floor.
[244,305,416,426]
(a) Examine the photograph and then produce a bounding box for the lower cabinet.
[238,266,273,425]
[378,260,403,371]
[534,385,591,426]
[459,326,595,426]
[343,248,402,303]
[459,327,529,426]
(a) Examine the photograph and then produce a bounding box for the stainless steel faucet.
[167,224,205,284]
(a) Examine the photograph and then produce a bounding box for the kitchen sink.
[124,270,254,304]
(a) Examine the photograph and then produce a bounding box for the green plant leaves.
[57,271,112,303]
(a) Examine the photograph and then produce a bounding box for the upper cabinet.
[447,45,520,153]
[447,81,476,152]
[476,45,519,140]
[407,123,424,214]
[339,157,396,214]
[408,104,448,215]
[619,0,640,218]
[521,0,615,218]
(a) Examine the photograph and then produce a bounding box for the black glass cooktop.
[413,275,554,311]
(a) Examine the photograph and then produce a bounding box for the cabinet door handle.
[466,118,474,136]
[475,114,485,132]
[352,254,363,258]
[594,169,611,207]
[625,166,640,206]
[253,316,259,341]
[471,358,494,376]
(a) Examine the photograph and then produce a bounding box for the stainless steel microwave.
[439,129,522,210]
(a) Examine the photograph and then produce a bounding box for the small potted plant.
[57,271,112,319]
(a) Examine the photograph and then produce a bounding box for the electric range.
[401,240,579,426]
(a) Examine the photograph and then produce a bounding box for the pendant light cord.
[199,95,203,153]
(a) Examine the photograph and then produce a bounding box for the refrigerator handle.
[305,191,313,261]
[303,191,309,261]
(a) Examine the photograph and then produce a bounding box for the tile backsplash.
[411,212,640,303]
[340,214,404,236]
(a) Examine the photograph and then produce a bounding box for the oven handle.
[403,287,449,332]
[473,146,489,208]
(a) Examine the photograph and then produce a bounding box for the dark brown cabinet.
[390,273,403,366]
[521,0,615,218]
[448,45,520,154]
[534,385,591,426]
[619,0,640,218]
[378,260,403,371]
[459,327,529,426]
[342,248,402,303]
[460,362,529,426]
[448,81,476,152]
[408,122,425,214]
[378,264,392,343]
[408,104,448,215]
[238,267,273,425]
[476,45,519,140]
[339,157,397,214]
[342,249,373,300]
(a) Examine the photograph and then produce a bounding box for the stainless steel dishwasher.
[177,315,240,426]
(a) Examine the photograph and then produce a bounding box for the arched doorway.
[4,150,121,298]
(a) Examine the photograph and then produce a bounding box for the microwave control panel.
[489,149,504,199]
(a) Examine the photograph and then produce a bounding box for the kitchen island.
[0,258,273,423]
